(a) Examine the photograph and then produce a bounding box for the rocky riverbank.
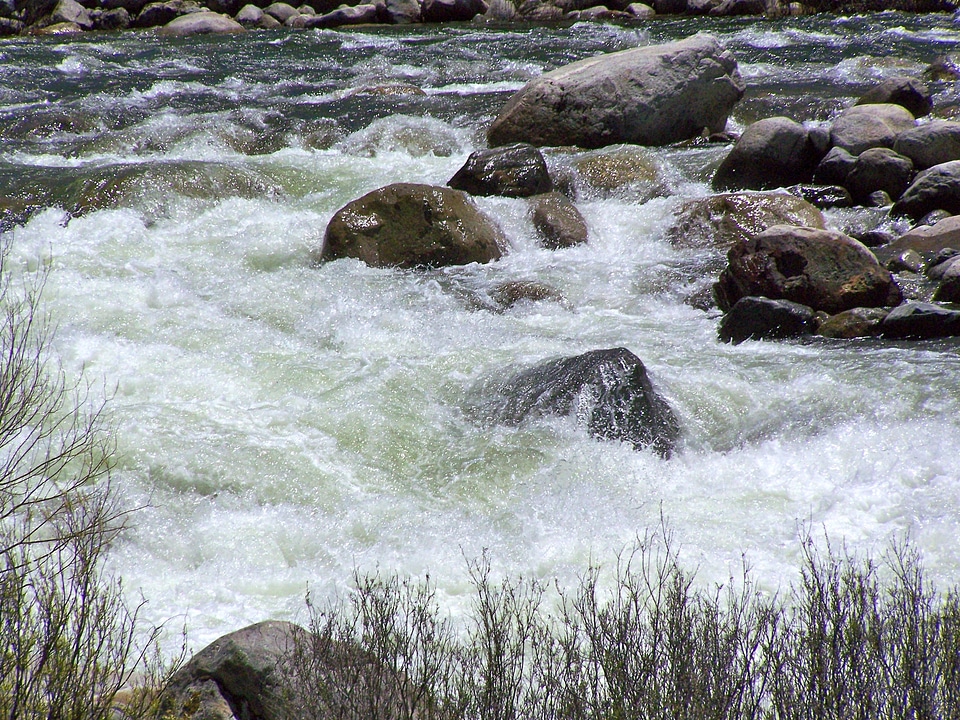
[1,0,956,37]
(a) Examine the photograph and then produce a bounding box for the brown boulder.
[320,183,505,269]
[529,191,588,249]
[714,225,902,314]
[881,214,960,256]
[829,104,916,156]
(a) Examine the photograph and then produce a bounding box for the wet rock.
[892,160,960,220]
[787,184,852,209]
[652,0,687,11]
[0,18,25,34]
[161,621,302,720]
[134,1,182,27]
[482,0,517,18]
[881,300,960,339]
[817,306,889,338]
[569,146,665,200]
[718,296,818,344]
[517,1,564,19]
[708,0,765,16]
[51,0,94,28]
[158,10,245,33]
[813,145,856,187]
[94,6,131,28]
[382,0,421,22]
[320,183,505,269]
[478,348,680,457]
[845,147,914,205]
[626,2,655,15]
[487,34,745,149]
[714,224,901,314]
[712,117,821,191]
[667,192,824,250]
[856,77,932,118]
[305,4,378,26]
[886,248,925,274]
[491,280,564,308]
[235,3,263,24]
[421,0,486,21]
[31,20,83,33]
[894,121,960,170]
[448,144,551,198]
[263,1,299,21]
[529,191,588,249]
[927,251,960,280]
[829,103,916,156]
[932,259,960,302]
[923,55,960,82]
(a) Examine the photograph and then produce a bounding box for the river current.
[2,13,960,650]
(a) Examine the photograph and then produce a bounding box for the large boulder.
[829,103,916,156]
[666,192,824,250]
[882,214,960,256]
[712,117,821,191]
[718,296,817,344]
[320,183,505,269]
[714,225,902,314]
[817,306,889,339]
[157,10,245,33]
[813,146,857,187]
[51,0,94,28]
[855,77,932,118]
[476,348,680,457]
[892,160,960,220]
[487,34,744,149]
[448,144,552,198]
[881,301,960,339]
[421,0,486,20]
[894,121,960,170]
[161,621,301,720]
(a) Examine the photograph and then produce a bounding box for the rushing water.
[3,13,960,651]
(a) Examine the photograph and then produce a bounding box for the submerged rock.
[476,347,680,457]
[714,225,901,314]
[487,34,744,149]
[319,183,505,269]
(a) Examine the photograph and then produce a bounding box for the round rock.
[447,143,552,198]
[712,116,821,191]
[892,160,960,220]
[829,103,916,156]
[894,121,960,170]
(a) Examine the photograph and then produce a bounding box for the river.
[2,13,960,650]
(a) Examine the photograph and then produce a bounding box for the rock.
[569,146,665,200]
[886,248,925,273]
[517,1,564,19]
[32,20,83,33]
[932,259,960,302]
[894,121,960,170]
[812,145,856,187]
[263,1,298,21]
[714,224,902,314]
[0,18,25,34]
[817,306,889,338]
[94,6,131,28]
[51,0,93,28]
[882,215,960,256]
[892,160,960,220]
[844,147,914,205]
[829,103,916,156]
[284,13,307,26]
[927,252,960,280]
[652,0,686,11]
[319,183,505,269]
[924,55,960,82]
[382,0,421,22]
[666,192,825,250]
[134,1,180,27]
[718,296,818,344]
[20,0,57,24]
[713,117,821,191]
[491,280,564,308]
[235,3,263,24]
[305,4,378,26]
[422,0,485,21]
[158,10,245,34]
[708,0,764,15]
[866,190,892,208]
[855,77,932,118]
[477,347,681,457]
[787,184,852,209]
[487,34,744,149]
[530,191,588,249]
[625,1,655,15]
[161,621,302,720]
[448,144,552,198]
[881,301,960,339]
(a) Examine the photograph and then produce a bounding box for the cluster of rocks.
[705,75,960,343]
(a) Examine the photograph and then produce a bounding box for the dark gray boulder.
[892,160,960,220]
[320,183,505,269]
[830,104,916,156]
[881,301,960,339]
[894,121,960,170]
[813,145,857,187]
[381,0,421,22]
[530,191,588,249]
[477,348,680,457]
[712,116,821,191]
[422,0,485,21]
[714,225,902,314]
[932,259,960,302]
[718,296,817,344]
[448,144,552,198]
[856,77,932,118]
[844,147,914,205]
[487,34,744,149]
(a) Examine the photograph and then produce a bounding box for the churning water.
[2,13,960,650]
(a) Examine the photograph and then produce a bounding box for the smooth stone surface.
[718,296,818,344]
[712,116,820,191]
